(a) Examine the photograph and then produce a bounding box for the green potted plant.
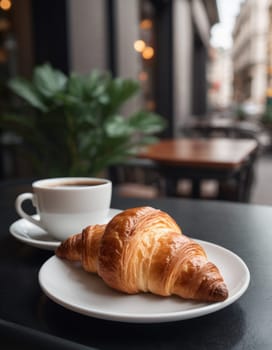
[0,63,166,177]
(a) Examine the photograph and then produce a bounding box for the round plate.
[9,209,122,251]
[38,240,250,323]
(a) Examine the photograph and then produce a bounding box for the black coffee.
[46,180,107,188]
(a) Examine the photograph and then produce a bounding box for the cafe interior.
[1,0,272,349]
[0,0,272,204]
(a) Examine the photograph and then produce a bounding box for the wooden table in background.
[139,138,259,201]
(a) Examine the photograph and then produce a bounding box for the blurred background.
[0,0,271,204]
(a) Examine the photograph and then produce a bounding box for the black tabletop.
[1,180,272,349]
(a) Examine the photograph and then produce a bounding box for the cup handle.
[15,193,43,229]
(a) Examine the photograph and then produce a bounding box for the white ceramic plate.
[9,209,122,251]
[38,240,250,323]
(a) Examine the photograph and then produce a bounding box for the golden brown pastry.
[56,206,228,302]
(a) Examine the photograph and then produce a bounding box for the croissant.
[56,206,228,302]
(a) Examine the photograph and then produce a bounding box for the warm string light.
[0,48,7,63]
[140,19,153,30]
[0,18,10,31]
[134,40,154,59]
[267,88,272,97]
[134,18,155,60]
[142,46,154,60]
[0,0,12,11]
[138,71,148,81]
[134,40,146,52]
[135,17,155,101]
[146,100,156,111]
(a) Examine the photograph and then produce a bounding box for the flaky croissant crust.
[56,206,228,302]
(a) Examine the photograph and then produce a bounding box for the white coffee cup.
[15,177,112,241]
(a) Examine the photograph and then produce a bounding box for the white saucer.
[39,239,250,323]
[9,209,122,251]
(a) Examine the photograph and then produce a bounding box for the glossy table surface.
[1,180,272,349]
[139,138,258,168]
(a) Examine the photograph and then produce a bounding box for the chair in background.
[108,158,163,199]
[177,119,263,202]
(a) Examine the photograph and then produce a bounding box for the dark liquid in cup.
[45,180,107,188]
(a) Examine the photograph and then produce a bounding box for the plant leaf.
[33,63,67,97]
[7,78,48,112]
[104,115,133,137]
[67,73,85,98]
[4,64,167,177]
[106,78,140,113]
[129,111,166,134]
